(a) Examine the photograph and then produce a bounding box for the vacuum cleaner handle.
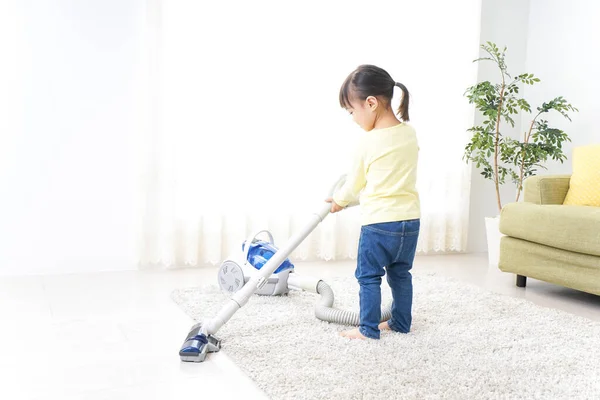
[328,175,347,198]
[327,174,359,208]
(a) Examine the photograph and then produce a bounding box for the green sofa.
[498,175,600,295]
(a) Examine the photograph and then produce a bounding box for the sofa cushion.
[564,144,600,207]
[500,202,600,257]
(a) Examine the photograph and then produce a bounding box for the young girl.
[326,64,420,340]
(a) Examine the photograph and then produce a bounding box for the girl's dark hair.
[339,64,410,121]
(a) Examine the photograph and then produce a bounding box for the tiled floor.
[2,254,599,399]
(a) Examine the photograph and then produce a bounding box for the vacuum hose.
[314,280,392,325]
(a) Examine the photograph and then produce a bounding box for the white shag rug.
[171,273,600,400]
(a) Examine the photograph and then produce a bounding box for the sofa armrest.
[523,175,571,205]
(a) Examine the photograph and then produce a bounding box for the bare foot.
[378,321,392,331]
[339,328,367,340]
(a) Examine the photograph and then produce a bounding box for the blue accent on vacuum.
[242,240,295,274]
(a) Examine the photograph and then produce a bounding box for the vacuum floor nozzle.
[179,323,221,362]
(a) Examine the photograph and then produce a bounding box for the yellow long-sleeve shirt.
[333,123,420,226]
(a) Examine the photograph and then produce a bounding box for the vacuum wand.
[202,201,331,335]
[179,176,346,362]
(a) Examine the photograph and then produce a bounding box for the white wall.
[0,1,144,275]
[521,0,600,173]
[467,0,531,252]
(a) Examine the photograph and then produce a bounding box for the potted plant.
[464,42,577,266]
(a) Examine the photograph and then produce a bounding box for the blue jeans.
[356,219,420,339]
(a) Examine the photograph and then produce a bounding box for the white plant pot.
[485,216,505,268]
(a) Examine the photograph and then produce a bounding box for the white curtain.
[138,0,481,268]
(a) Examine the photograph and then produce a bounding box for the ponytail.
[339,65,410,122]
[395,82,410,122]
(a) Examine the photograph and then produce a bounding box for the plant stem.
[494,77,506,213]
[515,111,543,202]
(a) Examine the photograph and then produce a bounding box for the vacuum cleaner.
[179,176,392,362]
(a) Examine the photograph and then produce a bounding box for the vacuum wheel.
[218,260,245,294]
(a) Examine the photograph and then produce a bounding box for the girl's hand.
[325,197,344,213]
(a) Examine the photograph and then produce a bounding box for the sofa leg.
[516,275,527,288]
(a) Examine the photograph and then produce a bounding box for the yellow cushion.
[563,144,600,207]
